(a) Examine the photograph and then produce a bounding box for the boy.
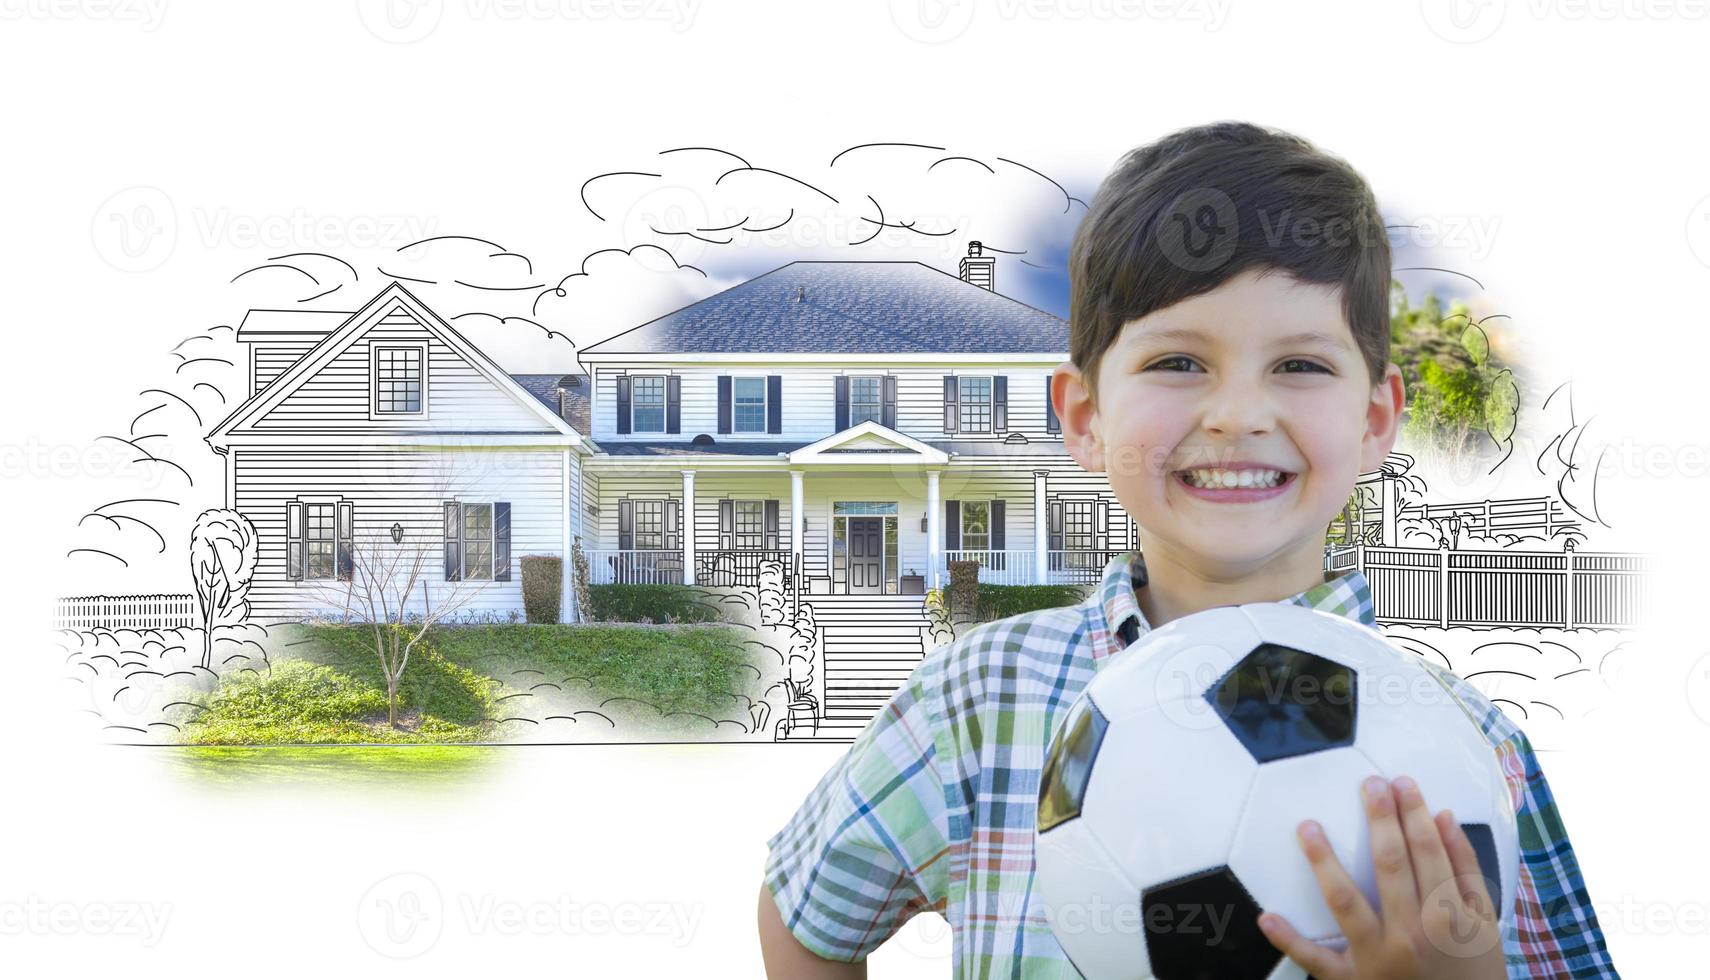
[759,122,1617,978]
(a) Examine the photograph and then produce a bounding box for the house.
[206,242,1137,625]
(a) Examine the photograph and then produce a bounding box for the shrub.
[583,584,725,623]
[520,555,563,624]
[975,584,1092,622]
[947,560,980,623]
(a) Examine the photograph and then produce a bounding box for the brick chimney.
[958,240,996,291]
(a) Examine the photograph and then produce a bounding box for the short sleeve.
[762,661,954,962]
[1419,661,1619,978]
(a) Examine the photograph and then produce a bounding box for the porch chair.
[781,676,819,735]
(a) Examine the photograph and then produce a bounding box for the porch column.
[789,469,804,562]
[1034,469,1049,585]
[562,448,578,623]
[926,469,941,589]
[681,468,697,586]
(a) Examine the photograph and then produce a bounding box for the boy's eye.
[1278,358,1331,374]
[1145,356,1201,372]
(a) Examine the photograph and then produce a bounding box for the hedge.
[520,555,562,624]
[974,584,1093,623]
[583,584,726,624]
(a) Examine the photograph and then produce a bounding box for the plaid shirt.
[763,549,1618,978]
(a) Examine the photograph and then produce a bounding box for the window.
[634,499,664,550]
[373,344,425,415]
[1063,501,1095,551]
[961,500,990,551]
[462,502,493,580]
[733,500,765,549]
[959,376,992,432]
[849,376,883,426]
[733,377,766,433]
[632,375,666,433]
[305,502,337,579]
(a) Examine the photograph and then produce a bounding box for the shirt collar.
[1085,549,1377,662]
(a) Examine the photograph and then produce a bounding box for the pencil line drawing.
[52,144,1656,756]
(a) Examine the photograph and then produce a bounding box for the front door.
[847,517,883,594]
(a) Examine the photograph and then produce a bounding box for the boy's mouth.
[1172,466,1296,490]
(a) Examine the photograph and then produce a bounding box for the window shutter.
[834,375,849,431]
[717,375,732,434]
[285,501,304,581]
[944,499,961,551]
[766,375,782,433]
[1048,499,1064,550]
[1045,374,1060,434]
[764,498,779,551]
[663,498,680,551]
[665,375,680,434]
[494,502,511,581]
[1095,499,1110,550]
[618,498,634,550]
[882,375,897,429]
[443,501,462,581]
[993,376,1008,432]
[718,499,733,550]
[336,501,354,582]
[942,376,958,433]
[616,375,631,435]
[990,500,1005,551]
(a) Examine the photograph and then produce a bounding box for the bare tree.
[307,526,491,728]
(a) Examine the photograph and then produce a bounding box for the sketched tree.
[189,508,258,669]
[309,527,490,728]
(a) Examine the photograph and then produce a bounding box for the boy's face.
[1055,266,1405,576]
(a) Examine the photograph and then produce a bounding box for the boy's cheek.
[1104,444,1172,482]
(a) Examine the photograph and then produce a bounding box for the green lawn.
[183,622,760,745]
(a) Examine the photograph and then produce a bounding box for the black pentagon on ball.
[1141,866,1280,980]
[1460,823,1505,915]
[1038,693,1109,834]
[1204,642,1357,764]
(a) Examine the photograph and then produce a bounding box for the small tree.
[189,509,258,669]
[310,527,489,728]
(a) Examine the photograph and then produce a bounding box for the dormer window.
[372,343,426,417]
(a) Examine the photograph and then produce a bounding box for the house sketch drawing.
[55,239,1656,750]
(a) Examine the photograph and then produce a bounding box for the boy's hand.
[1255,774,1506,980]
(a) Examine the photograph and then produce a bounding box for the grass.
[182,622,754,745]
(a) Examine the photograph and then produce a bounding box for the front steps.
[778,593,930,742]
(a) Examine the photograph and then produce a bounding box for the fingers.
[1295,817,1381,947]
[1363,775,1420,928]
[1436,808,1498,922]
[1392,775,1456,909]
[1257,911,1350,980]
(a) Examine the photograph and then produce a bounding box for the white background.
[4,1,1709,977]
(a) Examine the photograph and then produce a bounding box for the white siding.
[234,447,566,623]
[252,340,319,394]
[246,306,552,433]
[589,364,1064,446]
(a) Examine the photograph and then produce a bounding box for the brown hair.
[1068,121,1391,401]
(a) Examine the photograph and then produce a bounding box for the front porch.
[582,544,1128,588]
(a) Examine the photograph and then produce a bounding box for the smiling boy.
[759,121,1618,978]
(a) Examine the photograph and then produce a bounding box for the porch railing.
[695,549,790,588]
[585,549,685,585]
[1046,549,1126,584]
[942,550,1035,586]
[936,548,1127,586]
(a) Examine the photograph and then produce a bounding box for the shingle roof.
[510,374,591,434]
[578,261,1068,355]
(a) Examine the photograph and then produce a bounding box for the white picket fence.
[55,593,198,631]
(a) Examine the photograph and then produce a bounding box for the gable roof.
[511,373,591,434]
[578,260,1068,356]
[206,283,585,449]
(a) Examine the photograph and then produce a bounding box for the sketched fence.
[1325,543,1655,629]
[55,594,197,631]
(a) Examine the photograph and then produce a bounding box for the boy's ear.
[1054,361,1104,473]
[1361,361,1407,472]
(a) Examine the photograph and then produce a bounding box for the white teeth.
[1182,468,1285,489]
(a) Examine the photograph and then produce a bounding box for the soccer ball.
[1034,602,1518,980]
